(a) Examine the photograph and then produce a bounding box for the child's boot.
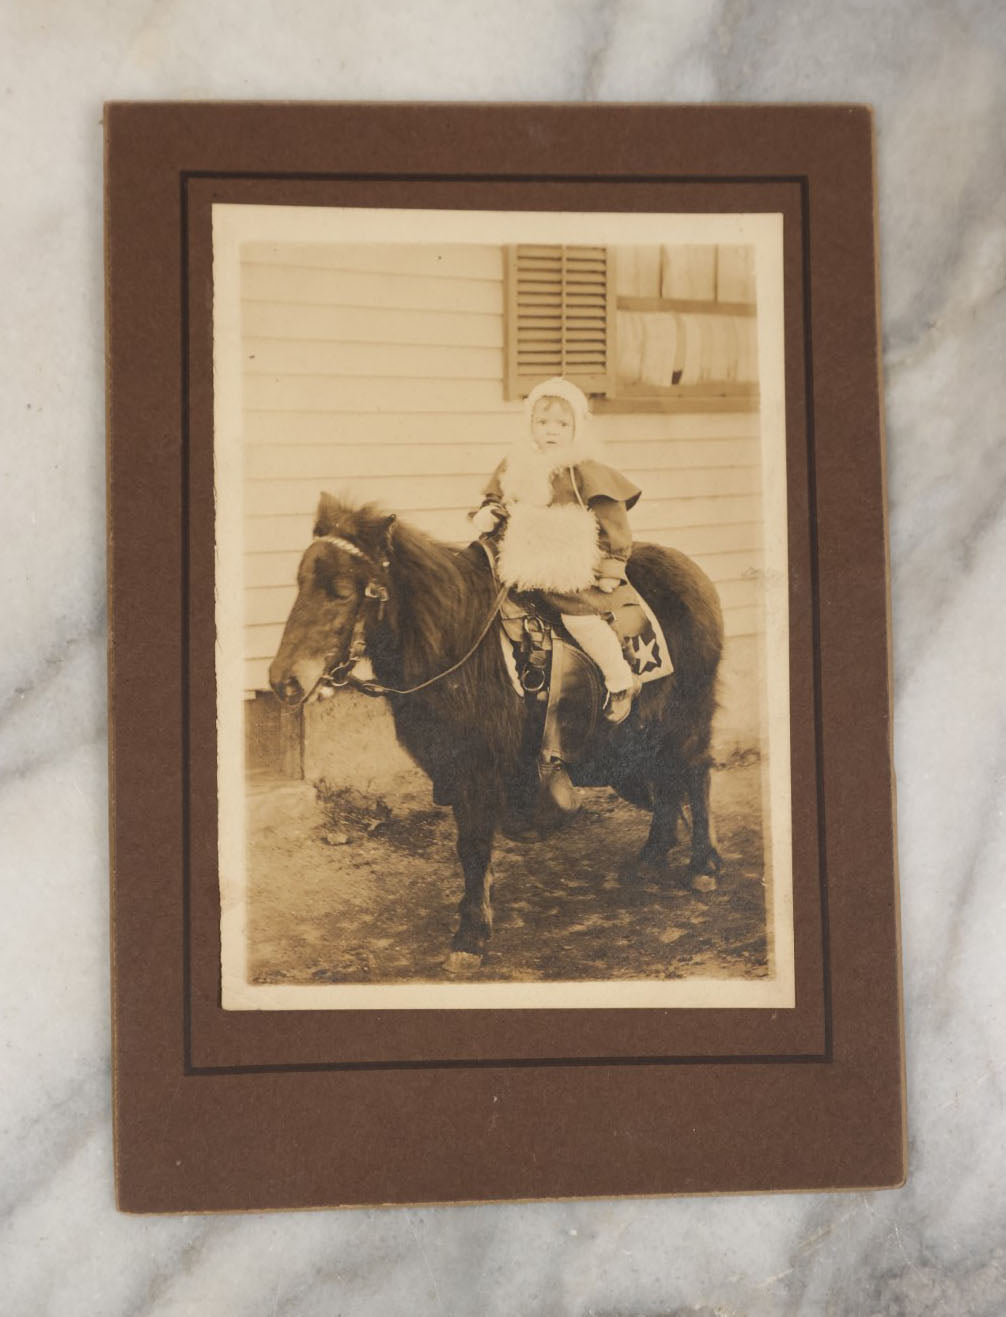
[604,675,642,724]
[538,754,580,815]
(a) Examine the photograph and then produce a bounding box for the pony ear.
[310,496,392,555]
[351,504,396,557]
[379,512,397,546]
[313,491,341,537]
[314,491,367,542]
[371,513,397,560]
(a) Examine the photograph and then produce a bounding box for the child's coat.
[482,458,641,616]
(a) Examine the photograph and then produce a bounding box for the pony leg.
[637,750,686,873]
[686,757,722,891]
[448,773,499,958]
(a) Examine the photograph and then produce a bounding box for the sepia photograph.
[214,205,792,1010]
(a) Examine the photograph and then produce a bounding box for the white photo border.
[213,204,792,1011]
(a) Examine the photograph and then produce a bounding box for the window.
[503,244,614,400]
[504,243,759,413]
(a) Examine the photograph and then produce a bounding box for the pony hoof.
[688,847,723,891]
[689,872,718,893]
[443,950,483,975]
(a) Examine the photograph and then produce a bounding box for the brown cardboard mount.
[106,102,904,1212]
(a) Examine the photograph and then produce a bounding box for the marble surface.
[3,1,1005,1312]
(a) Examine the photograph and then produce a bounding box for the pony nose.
[270,669,303,705]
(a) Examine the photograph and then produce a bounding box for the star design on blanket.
[629,633,661,673]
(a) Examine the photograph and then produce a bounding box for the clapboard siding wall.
[241,243,764,694]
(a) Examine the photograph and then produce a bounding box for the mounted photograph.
[213,204,792,1010]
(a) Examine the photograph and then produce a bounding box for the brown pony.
[270,494,724,961]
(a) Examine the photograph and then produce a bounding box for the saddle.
[485,547,673,832]
[499,591,671,751]
[499,595,602,763]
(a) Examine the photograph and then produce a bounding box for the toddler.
[472,376,641,724]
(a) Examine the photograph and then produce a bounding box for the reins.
[314,524,509,700]
[355,580,510,697]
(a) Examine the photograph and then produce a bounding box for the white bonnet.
[523,376,592,432]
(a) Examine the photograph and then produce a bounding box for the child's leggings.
[561,613,636,693]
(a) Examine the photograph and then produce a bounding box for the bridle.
[309,532,390,697]
[304,522,509,702]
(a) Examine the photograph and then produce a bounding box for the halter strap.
[313,529,391,613]
[352,581,509,698]
[314,533,368,559]
[311,526,507,700]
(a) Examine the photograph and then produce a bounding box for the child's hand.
[596,576,621,593]
[471,503,505,533]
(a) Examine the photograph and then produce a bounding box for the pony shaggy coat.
[270,495,724,960]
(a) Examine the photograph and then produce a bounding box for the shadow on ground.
[246,758,770,985]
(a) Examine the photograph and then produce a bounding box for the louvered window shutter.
[504,245,615,400]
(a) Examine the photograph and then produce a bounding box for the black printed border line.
[177,169,830,1076]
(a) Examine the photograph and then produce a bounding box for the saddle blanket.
[499,590,672,698]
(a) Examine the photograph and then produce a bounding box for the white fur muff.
[496,501,600,592]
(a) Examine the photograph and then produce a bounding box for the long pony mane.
[313,494,497,690]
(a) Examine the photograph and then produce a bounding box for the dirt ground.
[246,757,770,985]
